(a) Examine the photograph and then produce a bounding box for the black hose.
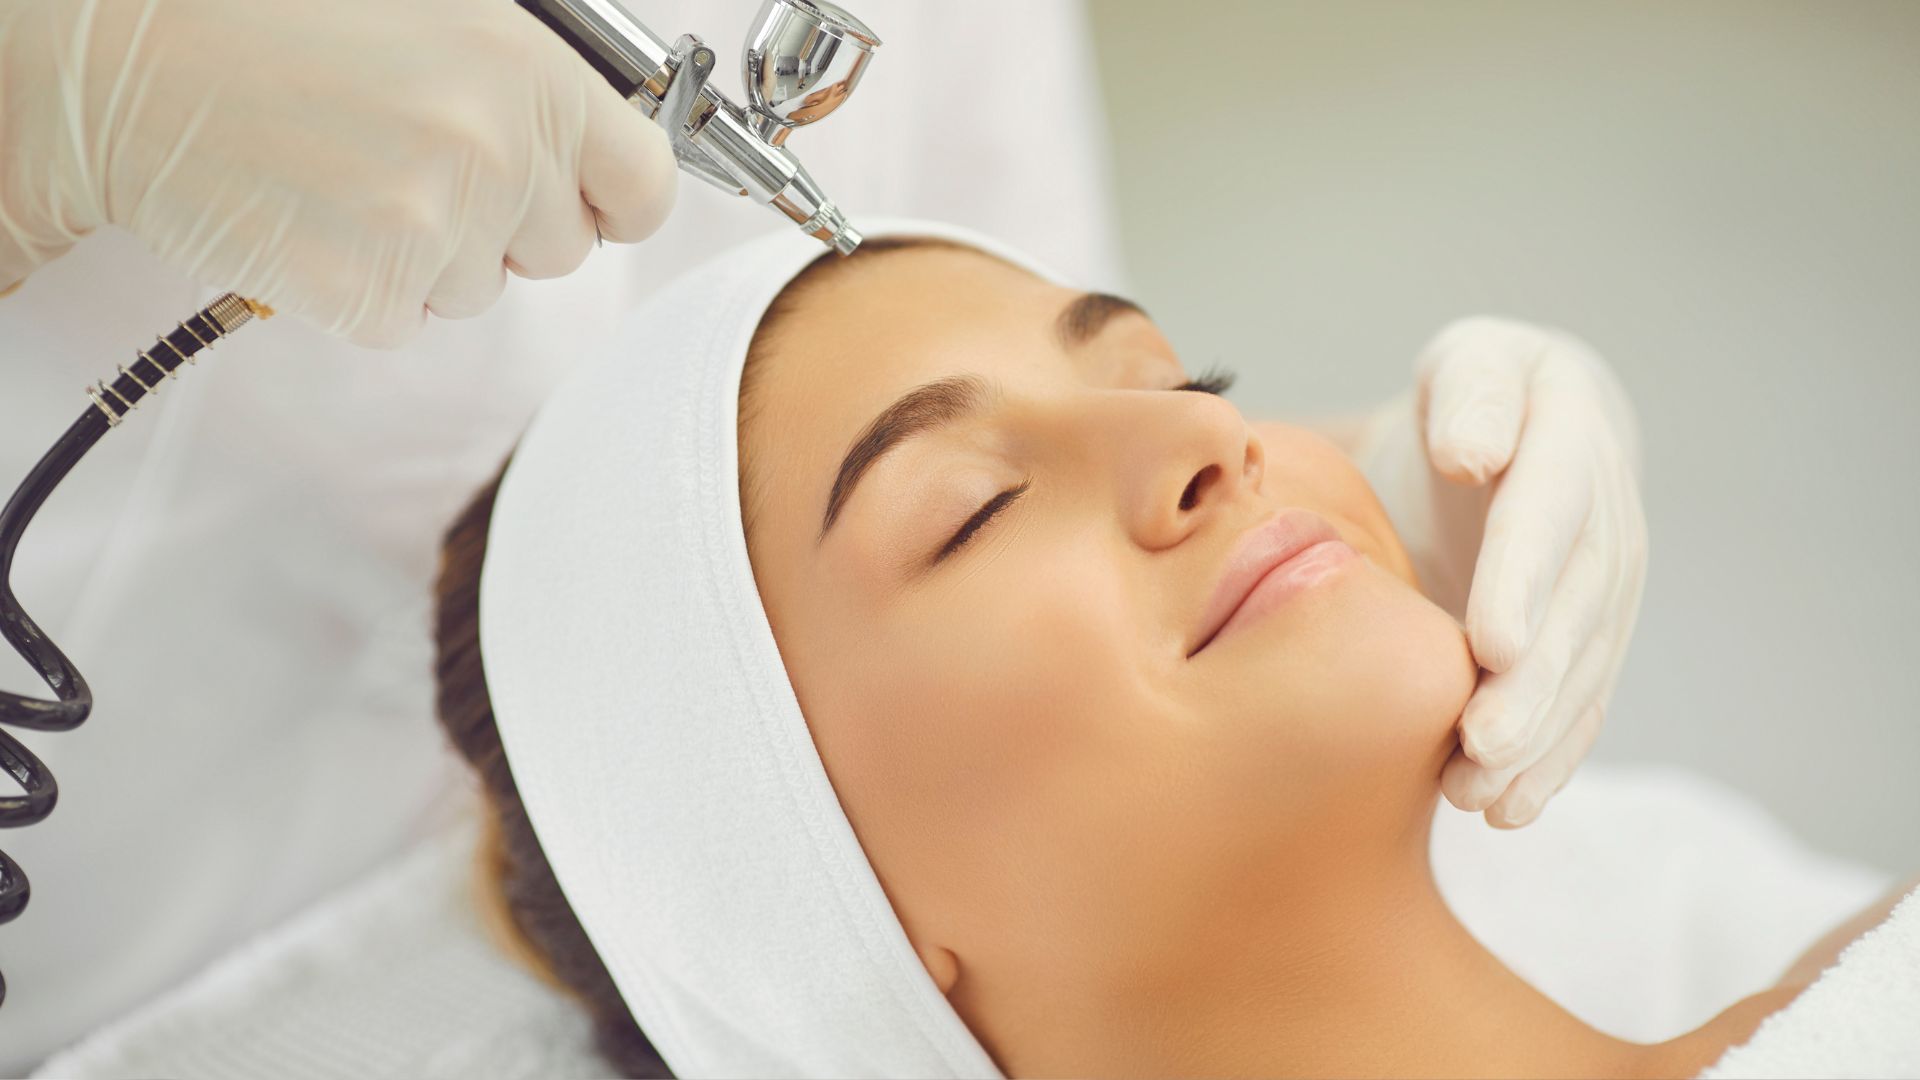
[0,296,262,1007]
[0,411,106,938]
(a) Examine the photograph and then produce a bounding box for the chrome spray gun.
[518,0,879,255]
[0,0,878,1008]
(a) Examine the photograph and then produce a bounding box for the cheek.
[881,542,1155,796]
[798,537,1173,913]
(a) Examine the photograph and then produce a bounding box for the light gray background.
[1089,1,1919,871]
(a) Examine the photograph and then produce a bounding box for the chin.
[1200,556,1476,809]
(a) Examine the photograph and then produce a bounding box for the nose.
[1107,390,1265,550]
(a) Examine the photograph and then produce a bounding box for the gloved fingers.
[1458,530,1609,768]
[335,228,440,349]
[502,144,601,280]
[1463,379,1596,674]
[1441,742,1511,814]
[1487,618,1617,790]
[1541,327,1646,474]
[1442,647,1606,817]
[577,79,677,245]
[1441,697,1561,811]
[425,174,513,319]
[1415,317,1531,485]
[424,247,506,319]
[1484,703,1606,828]
[1442,689,1552,811]
[425,246,509,321]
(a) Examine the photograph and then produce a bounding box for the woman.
[435,225,1910,1078]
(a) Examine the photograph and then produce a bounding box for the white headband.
[480,219,1056,1078]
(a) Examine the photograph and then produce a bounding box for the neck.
[1006,798,1666,1079]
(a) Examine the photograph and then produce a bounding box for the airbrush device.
[516,0,880,255]
[0,0,880,1010]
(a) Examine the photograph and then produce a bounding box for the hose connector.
[85,293,271,427]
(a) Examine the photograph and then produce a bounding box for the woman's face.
[738,244,1475,1031]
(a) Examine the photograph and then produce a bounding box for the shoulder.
[1641,984,1804,1078]
[1775,871,1920,986]
[1644,872,1920,1077]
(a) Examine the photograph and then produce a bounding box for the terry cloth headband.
[480,218,1058,1078]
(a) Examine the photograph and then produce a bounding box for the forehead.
[737,245,1174,545]
[742,250,1052,478]
[764,245,1074,396]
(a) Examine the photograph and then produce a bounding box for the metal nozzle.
[797,205,861,255]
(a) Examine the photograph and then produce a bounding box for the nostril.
[1179,464,1221,512]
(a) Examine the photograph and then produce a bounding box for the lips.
[1188,509,1356,657]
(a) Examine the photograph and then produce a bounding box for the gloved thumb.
[1416,317,1530,486]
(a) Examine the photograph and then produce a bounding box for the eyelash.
[936,479,1031,562]
[1171,365,1237,396]
[933,366,1238,563]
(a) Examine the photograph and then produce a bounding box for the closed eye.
[930,366,1236,566]
[935,479,1030,563]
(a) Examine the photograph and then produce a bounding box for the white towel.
[1699,884,1920,1078]
[479,221,1043,1078]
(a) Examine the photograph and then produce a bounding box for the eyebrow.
[816,292,1148,542]
[1057,292,1148,350]
[817,374,989,540]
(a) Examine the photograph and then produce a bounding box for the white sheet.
[1432,761,1894,1042]
[33,763,1899,1078]
[34,787,607,1080]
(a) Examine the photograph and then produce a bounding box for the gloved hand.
[0,0,676,346]
[1359,316,1648,827]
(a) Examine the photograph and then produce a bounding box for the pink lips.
[1188,509,1358,657]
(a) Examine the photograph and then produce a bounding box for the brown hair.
[430,237,958,1075]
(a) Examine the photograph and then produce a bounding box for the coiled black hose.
[0,293,267,1007]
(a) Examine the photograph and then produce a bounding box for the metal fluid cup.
[743,0,881,146]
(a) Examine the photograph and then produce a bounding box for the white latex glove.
[0,0,676,346]
[1361,316,1648,828]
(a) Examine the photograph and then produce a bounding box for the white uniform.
[0,2,1120,1068]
